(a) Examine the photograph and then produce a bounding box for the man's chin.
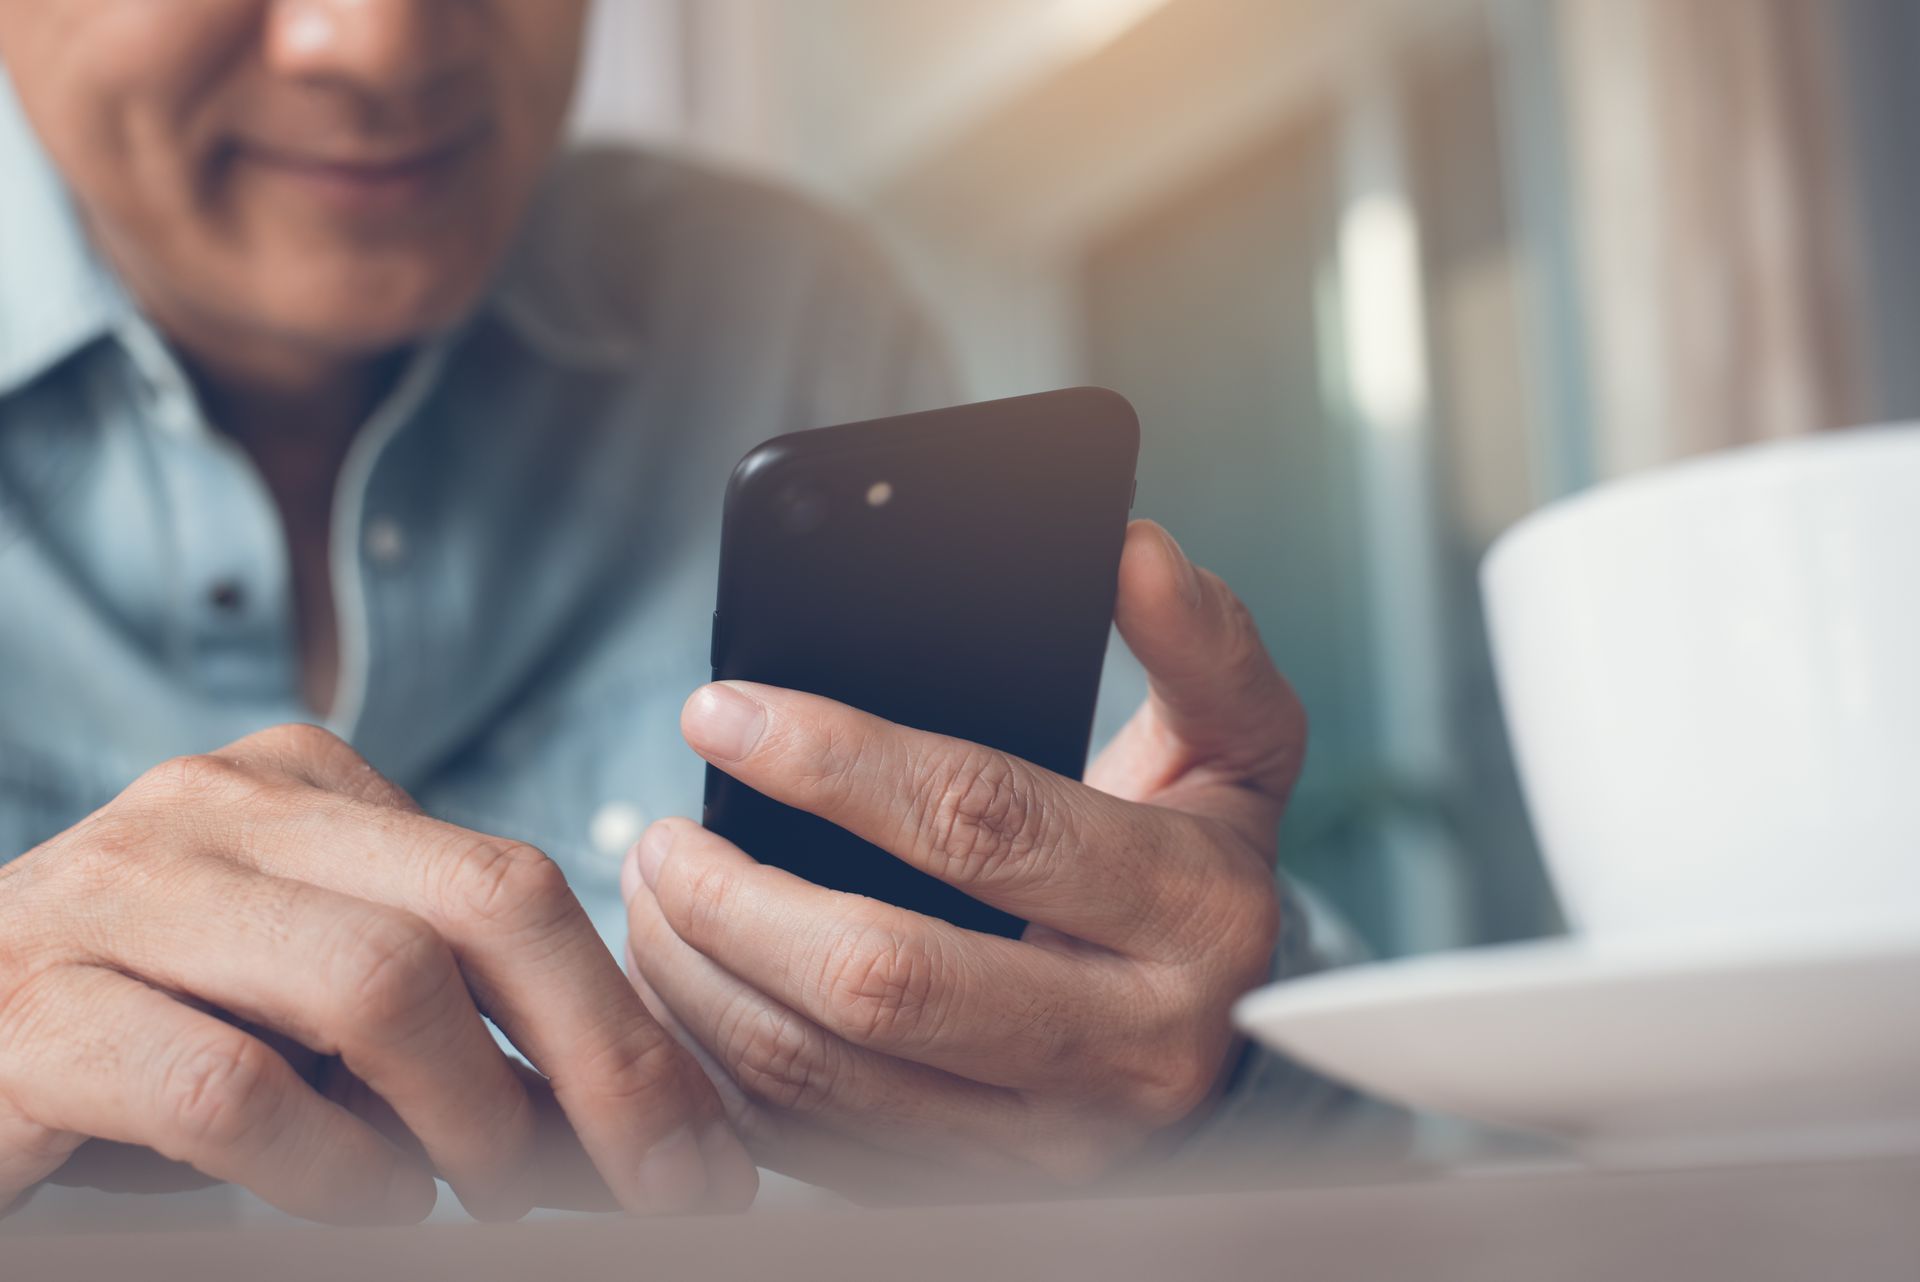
[266,289,485,355]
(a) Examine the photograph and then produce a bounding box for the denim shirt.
[1,96,978,947]
[0,79,1362,1169]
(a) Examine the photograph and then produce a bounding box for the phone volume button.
[709,610,724,670]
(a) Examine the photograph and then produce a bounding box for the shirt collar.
[480,149,651,372]
[0,73,128,400]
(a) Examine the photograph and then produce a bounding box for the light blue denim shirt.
[0,78,1368,1183]
[0,93,971,948]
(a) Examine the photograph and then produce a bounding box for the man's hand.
[623,521,1303,1197]
[0,724,756,1224]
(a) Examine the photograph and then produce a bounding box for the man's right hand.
[0,724,756,1224]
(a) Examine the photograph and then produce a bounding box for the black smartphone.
[702,387,1141,938]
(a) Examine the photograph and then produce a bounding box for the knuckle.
[1244,875,1284,963]
[1128,1050,1222,1126]
[127,753,252,806]
[261,724,416,810]
[1217,583,1266,659]
[716,999,834,1114]
[673,858,738,943]
[158,1035,277,1152]
[332,910,456,1034]
[573,1021,687,1110]
[448,838,574,934]
[258,721,350,761]
[815,921,938,1048]
[1122,974,1237,1124]
[787,717,862,792]
[1213,863,1283,968]
[921,747,1049,885]
[346,764,419,813]
[1214,585,1285,698]
[48,780,223,904]
[1164,828,1282,962]
[1207,575,1272,677]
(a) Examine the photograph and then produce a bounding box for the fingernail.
[381,1161,438,1224]
[456,1178,534,1225]
[1158,524,1204,608]
[684,684,767,761]
[634,822,673,892]
[633,1125,707,1213]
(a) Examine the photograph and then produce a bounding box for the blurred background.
[572,0,1912,960]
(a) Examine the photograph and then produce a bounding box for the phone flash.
[866,481,894,507]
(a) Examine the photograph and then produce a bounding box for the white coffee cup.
[1482,425,1920,941]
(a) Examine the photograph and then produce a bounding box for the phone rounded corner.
[726,437,795,506]
[1064,386,1142,454]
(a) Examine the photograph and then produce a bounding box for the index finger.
[186,774,757,1214]
[681,682,1213,949]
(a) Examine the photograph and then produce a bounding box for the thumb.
[1107,521,1306,801]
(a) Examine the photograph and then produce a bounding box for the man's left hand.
[622,521,1305,1197]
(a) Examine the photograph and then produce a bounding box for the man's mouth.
[231,122,492,216]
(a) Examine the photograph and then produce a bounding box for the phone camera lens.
[778,481,829,535]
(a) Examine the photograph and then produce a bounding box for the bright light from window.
[1338,192,1431,433]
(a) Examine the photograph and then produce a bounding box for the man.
[0,0,1340,1225]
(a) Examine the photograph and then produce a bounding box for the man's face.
[0,0,587,357]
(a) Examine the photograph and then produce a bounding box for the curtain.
[1559,0,1867,475]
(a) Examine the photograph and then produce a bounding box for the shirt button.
[364,517,407,566]
[206,579,247,614]
[589,802,649,860]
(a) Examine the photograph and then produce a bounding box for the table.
[6,1155,1916,1282]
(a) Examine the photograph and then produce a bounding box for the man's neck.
[187,344,405,469]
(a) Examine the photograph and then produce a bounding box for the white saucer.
[1234,923,1920,1166]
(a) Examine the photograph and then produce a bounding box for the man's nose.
[264,0,468,97]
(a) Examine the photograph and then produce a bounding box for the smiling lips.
[233,122,491,218]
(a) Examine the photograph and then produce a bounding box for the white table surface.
[5,1154,1916,1282]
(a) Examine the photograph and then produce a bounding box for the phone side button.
[709,610,724,669]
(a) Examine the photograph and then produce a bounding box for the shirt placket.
[322,341,451,762]
[117,319,300,703]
